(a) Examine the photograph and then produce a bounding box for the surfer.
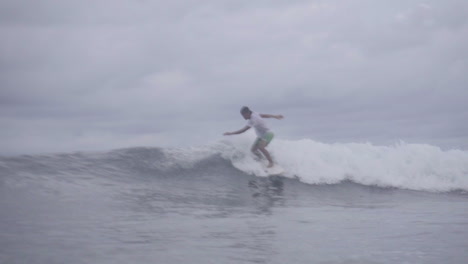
[223,106,284,168]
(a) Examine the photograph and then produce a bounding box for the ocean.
[1,137,468,264]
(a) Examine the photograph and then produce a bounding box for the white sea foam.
[214,135,468,192]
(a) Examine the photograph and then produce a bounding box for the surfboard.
[263,164,285,176]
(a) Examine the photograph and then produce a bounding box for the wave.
[217,136,468,192]
[1,136,468,192]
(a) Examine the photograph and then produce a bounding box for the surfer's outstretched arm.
[260,114,284,120]
[223,126,250,136]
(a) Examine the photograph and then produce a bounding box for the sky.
[1,0,467,155]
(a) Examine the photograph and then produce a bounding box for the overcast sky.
[1,0,467,155]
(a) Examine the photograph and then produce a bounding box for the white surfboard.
[263,165,285,176]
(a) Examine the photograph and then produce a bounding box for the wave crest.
[1,138,467,192]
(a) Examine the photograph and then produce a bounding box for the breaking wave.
[1,136,467,193]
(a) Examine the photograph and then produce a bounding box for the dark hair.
[240,106,251,114]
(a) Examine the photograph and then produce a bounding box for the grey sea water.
[1,146,467,264]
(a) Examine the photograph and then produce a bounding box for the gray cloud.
[1,0,467,154]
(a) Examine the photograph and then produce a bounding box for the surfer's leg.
[260,132,275,167]
[251,138,263,160]
[251,148,263,160]
[257,140,274,168]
